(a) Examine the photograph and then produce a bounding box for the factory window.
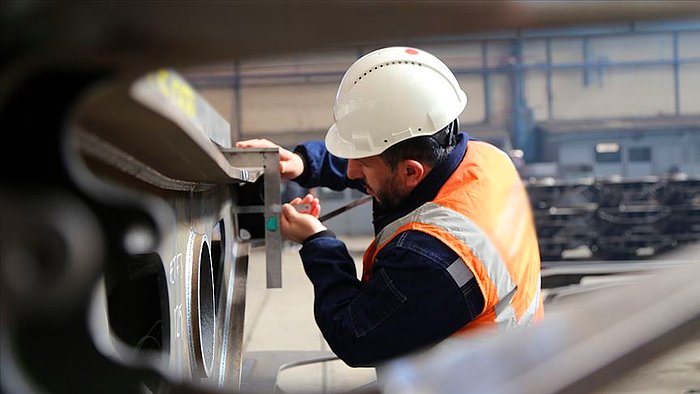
[595,142,621,163]
[628,147,651,162]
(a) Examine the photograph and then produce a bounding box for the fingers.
[289,197,303,205]
[297,193,320,218]
[280,204,294,241]
[288,195,314,207]
[279,161,286,175]
[236,138,304,179]
[280,152,304,179]
[300,194,314,204]
[280,203,327,243]
[310,203,320,218]
[235,139,277,148]
[288,194,319,217]
[281,203,299,219]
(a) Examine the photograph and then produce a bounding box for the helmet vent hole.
[384,139,388,143]
[353,61,424,84]
[418,128,422,131]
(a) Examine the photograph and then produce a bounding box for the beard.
[369,172,409,210]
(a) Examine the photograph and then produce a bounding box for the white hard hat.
[325,46,467,159]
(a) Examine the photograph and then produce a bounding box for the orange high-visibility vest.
[362,141,543,332]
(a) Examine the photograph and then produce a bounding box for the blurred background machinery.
[527,175,700,260]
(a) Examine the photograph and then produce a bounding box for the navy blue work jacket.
[291,133,484,367]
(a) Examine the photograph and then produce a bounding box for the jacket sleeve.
[292,141,366,192]
[299,230,484,367]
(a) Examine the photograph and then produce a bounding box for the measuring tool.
[292,195,372,222]
[318,195,372,222]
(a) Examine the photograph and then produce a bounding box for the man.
[236,47,542,367]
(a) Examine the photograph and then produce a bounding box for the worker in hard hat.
[236,46,543,367]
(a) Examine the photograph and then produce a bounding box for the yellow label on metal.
[154,69,197,119]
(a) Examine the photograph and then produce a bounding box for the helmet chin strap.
[431,118,459,147]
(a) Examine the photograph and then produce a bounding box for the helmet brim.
[325,123,375,159]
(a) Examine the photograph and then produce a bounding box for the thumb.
[281,203,300,219]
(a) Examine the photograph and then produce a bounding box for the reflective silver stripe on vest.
[519,275,541,326]
[375,202,519,330]
[494,287,518,330]
[446,258,473,288]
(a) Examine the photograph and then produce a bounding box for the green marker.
[265,216,278,232]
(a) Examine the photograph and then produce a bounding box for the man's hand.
[281,200,327,244]
[289,193,321,218]
[235,138,304,179]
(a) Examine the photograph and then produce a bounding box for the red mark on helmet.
[405,48,419,55]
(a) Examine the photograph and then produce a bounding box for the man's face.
[346,156,407,209]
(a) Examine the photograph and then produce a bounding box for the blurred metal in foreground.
[380,256,700,394]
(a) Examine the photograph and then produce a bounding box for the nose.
[346,159,362,180]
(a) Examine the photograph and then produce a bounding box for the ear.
[400,160,427,188]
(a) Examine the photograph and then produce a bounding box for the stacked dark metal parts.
[527,176,700,260]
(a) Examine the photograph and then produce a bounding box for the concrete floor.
[242,237,700,394]
[242,237,376,394]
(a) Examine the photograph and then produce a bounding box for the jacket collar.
[372,132,469,234]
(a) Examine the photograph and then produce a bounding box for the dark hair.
[379,121,457,170]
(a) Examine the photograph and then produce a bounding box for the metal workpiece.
[379,260,700,394]
[0,63,284,393]
[77,178,252,389]
[133,69,233,149]
[67,68,283,388]
[186,232,216,378]
[75,69,283,285]
[69,70,283,389]
[74,69,260,186]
